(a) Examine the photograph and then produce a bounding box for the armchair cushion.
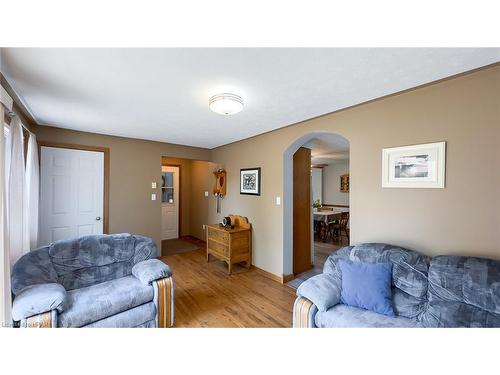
[12,283,66,321]
[132,259,172,285]
[58,275,153,328]
[11,247,59,296]
[297,273,341,312]
[49,233,158,291]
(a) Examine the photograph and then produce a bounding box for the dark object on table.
[220,216,234,229]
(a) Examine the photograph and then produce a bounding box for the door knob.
[96,216,101,221]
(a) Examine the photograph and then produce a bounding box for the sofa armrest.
[152,276,174,327]
[132,259,172,285]
[297,273,341,312]
[12,283,66,322]
[293,296,318,328]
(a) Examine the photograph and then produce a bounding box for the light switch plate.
[276,196,281,205]
[204,191,209,197]
[151,193,157,201]
[151,182,157,189]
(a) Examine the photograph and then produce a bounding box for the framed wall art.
[382,141,446,188]
[240,167,261,195]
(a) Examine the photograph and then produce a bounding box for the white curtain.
[25,133,39,250]
[0,105,13,327]
[1,110,40,326]
[6,116,29,268]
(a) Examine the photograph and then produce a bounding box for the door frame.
[162,163,182,238]
[38,141,110,234]
[282,131,351,277]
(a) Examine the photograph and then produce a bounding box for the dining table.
[313,209,348,223]
[313,208,349,241]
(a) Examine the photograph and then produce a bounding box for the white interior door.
[39,146,104,246]
[161,166,179,240]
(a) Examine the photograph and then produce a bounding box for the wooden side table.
[206,215,252,275]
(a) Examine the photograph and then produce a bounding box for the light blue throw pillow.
[338,259,394,316]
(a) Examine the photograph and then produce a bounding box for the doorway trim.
[282,131,350,276]
[38,141,110,234]
[162,163,182,238]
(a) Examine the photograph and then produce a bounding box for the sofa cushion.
[322,244,429,319]
[322,246,352,278]
[339,260,394,316]
[392,289,426,319]
[49,234,158,290]
[315,304,421,328]
[58,275,154,327]
[420,256,500,327]
[83,302,157,328]
[350,243,429,298]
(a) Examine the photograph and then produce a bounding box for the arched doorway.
[283,131,350,284]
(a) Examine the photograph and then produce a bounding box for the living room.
[1,1,499,373]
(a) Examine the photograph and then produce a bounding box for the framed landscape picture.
[382,141,446,188]
[240,168,261,195]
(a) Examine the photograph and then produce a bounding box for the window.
[161,171,175,203]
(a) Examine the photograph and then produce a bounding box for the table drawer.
[207,227,229,244]
[208,239,229,257]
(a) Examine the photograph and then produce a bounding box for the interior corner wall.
[322,161,349,205]
[209,65,500,276]
[189,160,217,241]
[34,125,211,248]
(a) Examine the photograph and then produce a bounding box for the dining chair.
[328,211,350,244]
[315,221,329,241]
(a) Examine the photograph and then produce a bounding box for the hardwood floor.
[160,240,296,328]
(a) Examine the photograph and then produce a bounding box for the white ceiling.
[305,135,350,165]
[1,48,498,149]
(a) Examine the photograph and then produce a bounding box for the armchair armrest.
[152,276,174,328]
[297,273,341,312]
[132,259,172,285]
[133,259,174,327]
[12,283,66,322]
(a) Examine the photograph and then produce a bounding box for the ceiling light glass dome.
[209,93,244,115]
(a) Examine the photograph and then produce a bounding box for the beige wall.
[209,65,500,276]
[323,161,349,205]
[34,125,210,247]
[189,160,217,240]
[33,65,500,277]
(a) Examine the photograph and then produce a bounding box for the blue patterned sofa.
[11,233,174,328]
[293,243,500,328]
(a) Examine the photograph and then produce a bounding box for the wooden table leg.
[228,261,232,275]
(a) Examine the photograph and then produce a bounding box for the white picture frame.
[382,141,446,188]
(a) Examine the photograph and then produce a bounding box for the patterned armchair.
[11,233,174,328]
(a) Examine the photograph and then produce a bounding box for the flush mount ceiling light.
[209,93,244,115]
